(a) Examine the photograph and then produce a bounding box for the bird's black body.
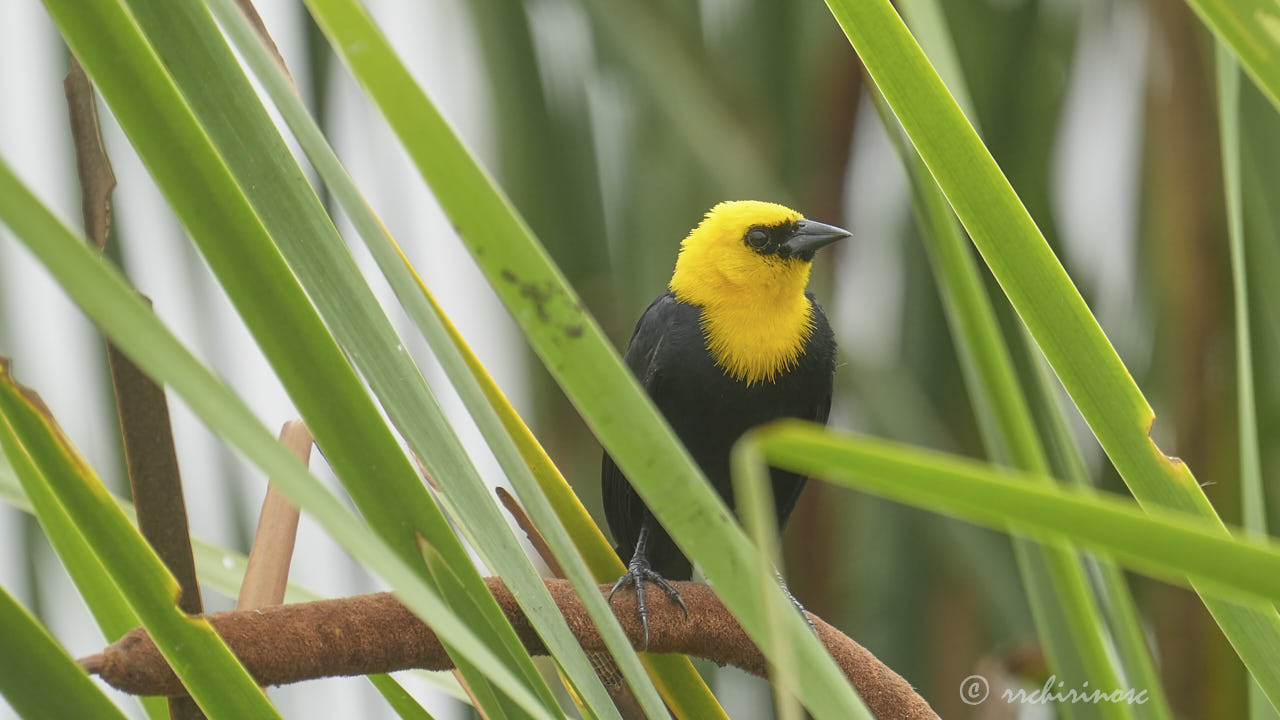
[601,290,836,580]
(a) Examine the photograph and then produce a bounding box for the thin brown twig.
[65,56,205,720]
[231,0,297,91]
[495,487,563,577]
[64,58,115,251]
[83,578,939,720]
[495,488,644,718]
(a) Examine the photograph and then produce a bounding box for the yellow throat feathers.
[668,201,815,386]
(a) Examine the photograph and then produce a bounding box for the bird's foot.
[608,557,688,649]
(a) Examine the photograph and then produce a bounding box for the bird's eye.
[746,228,770,250]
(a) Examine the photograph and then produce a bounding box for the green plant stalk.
[867,85,1134,719]
[0,464,470,710]
[823,0,1280,706]
[896,0,977,122]
[0,374,281,719]
[1182,0,1280,113]
[302,0,873,715]
[46,0,560,713]
[1216,43,1276,720]
[870,2,1171,705]
[0,391,167,720]
[0,583,132,720]
[123,0,629,713]
[730,443,804,720]
[422,292,729,718]
[0,158,558,720]
[1018,333,1173,720]
[1216,45,1268,565]
[368,674,439,720]
[755,422,1280,607]
[204,2,678,715]
[0,398,136,642]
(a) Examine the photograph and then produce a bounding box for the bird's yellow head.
[668,200,850,385]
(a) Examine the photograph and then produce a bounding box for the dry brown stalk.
[237,421,312,611]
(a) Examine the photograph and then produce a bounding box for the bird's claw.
[608,561,688,649]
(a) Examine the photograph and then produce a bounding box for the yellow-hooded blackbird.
[603,200,849,640]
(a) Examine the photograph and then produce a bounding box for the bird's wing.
[600,292,678,556]
[621,292,677,388]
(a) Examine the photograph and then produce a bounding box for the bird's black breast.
[601,291,836,578]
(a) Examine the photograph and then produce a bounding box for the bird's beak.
[781,219,852,259]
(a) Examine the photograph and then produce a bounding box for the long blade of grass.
[1181,0,1280,113]
[751,421,1280,609]
[0,371,137,643]
[868,5,1171,709]
[115,0,631,713]
[0,369,280,719]
[204,2,676,714]
[1216,43,1276,720]
[426,291,728,717]
[0,460,471,711]
[0,583,131,720]
[1016,335,1173,720]
[41,0,562,713]
[822,0,1280,706]
[0,157,559,720]
[367,675,439,720]
[730,444,803,720]
[302,0,872,715]
[0,367,164,720]
[868,85,1132,720]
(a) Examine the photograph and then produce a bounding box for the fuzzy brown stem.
[88,578,937,719]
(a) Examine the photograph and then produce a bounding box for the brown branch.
[65,57,203,619]
[83,578,938,720]
[66,59,203,720]
[64,58,115,251]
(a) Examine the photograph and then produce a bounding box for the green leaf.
[867,4,1171,713]
[823,0,1280,707]
[420,277,726,718]
[0,367,281,719]
[867,85,1132,720]
[300,0,872,714]
[0,460,470,713]
[0,582,131,720]
[730,443,804,720]
[0,371,138,642]
[116,0,634,712]
[1216,42,1276,720]
[0,374,168,720]
[1182,0,1280,113]
[43,0,564,712]
[368,675,438,720]
[0,156,557,720]
[203,1,674,714]
[753,421,1280,610]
